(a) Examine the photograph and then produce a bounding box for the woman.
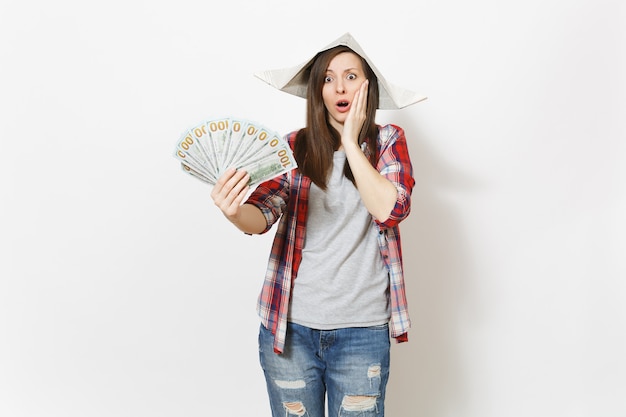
[211,33,425,417]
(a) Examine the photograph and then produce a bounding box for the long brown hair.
[293,46,379,190]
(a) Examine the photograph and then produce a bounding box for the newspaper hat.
[254,32,427,109]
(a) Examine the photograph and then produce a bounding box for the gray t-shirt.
[288,150,390,329]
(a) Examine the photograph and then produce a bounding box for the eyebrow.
[325,67,360,74]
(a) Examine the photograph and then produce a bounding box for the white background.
[1,0,624,416]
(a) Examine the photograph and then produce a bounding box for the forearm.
[229,203,267,234]
[344,142,397,222]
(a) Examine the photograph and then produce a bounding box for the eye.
[324,76,333,83]
[346,73,357,80]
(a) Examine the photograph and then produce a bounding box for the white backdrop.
[1,0,624,416]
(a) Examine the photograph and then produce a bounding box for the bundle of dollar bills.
[173,117,297,186]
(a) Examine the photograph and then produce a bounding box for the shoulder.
[285,129,305,148]
[377,124,406,146]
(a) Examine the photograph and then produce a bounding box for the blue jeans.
[259,322,391,417]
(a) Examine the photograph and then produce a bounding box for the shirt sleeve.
[244,131,298,234]
[245,172,290,234]
[375,124,415,229]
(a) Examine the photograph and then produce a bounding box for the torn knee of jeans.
[274,379,306,389]
[283,401,306,416]
[341,395,378,412]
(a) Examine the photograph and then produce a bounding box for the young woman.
[211,33,425,417]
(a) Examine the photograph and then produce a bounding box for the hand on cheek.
[342,80,369,148]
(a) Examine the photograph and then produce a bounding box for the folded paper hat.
[254,33,427,110]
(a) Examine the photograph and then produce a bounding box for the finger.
[212,167,237,196]
[218,171,250,207]
[358,79,369,113]
[349,83,364,120]
[350,88,364,120]
[220,174,250,216]
[211,168,246,203]
[230,184,250,209]
[225,171,250,200]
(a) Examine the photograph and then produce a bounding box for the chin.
[331,114,347,125]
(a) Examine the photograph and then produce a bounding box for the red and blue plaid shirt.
[246,124,415,354]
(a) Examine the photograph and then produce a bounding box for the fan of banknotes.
[173,117,297,186]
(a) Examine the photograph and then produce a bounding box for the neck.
[329,119,343,135]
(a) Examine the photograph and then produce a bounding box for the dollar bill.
[236,140,298,186]
[173,130,217,183]
[179,161,214,184]
[204,117,231,173]
[173,116,297,187]
[188,122,219,175]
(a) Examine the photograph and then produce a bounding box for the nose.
[336,79,345,94]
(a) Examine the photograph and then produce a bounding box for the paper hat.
[254,32,427,109]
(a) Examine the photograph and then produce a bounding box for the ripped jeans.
[259,322,391,417]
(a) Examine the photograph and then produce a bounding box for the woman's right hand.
[210,167,250,222]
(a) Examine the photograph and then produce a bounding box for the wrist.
[341,139,361,152]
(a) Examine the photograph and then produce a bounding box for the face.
[321,52,366,132]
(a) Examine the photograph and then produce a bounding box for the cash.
[173,117,297,186]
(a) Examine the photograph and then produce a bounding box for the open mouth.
[337,100,349,107]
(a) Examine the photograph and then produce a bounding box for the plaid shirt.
[246,124,415,354]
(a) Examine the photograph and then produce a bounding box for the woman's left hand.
[341,79,369,149]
